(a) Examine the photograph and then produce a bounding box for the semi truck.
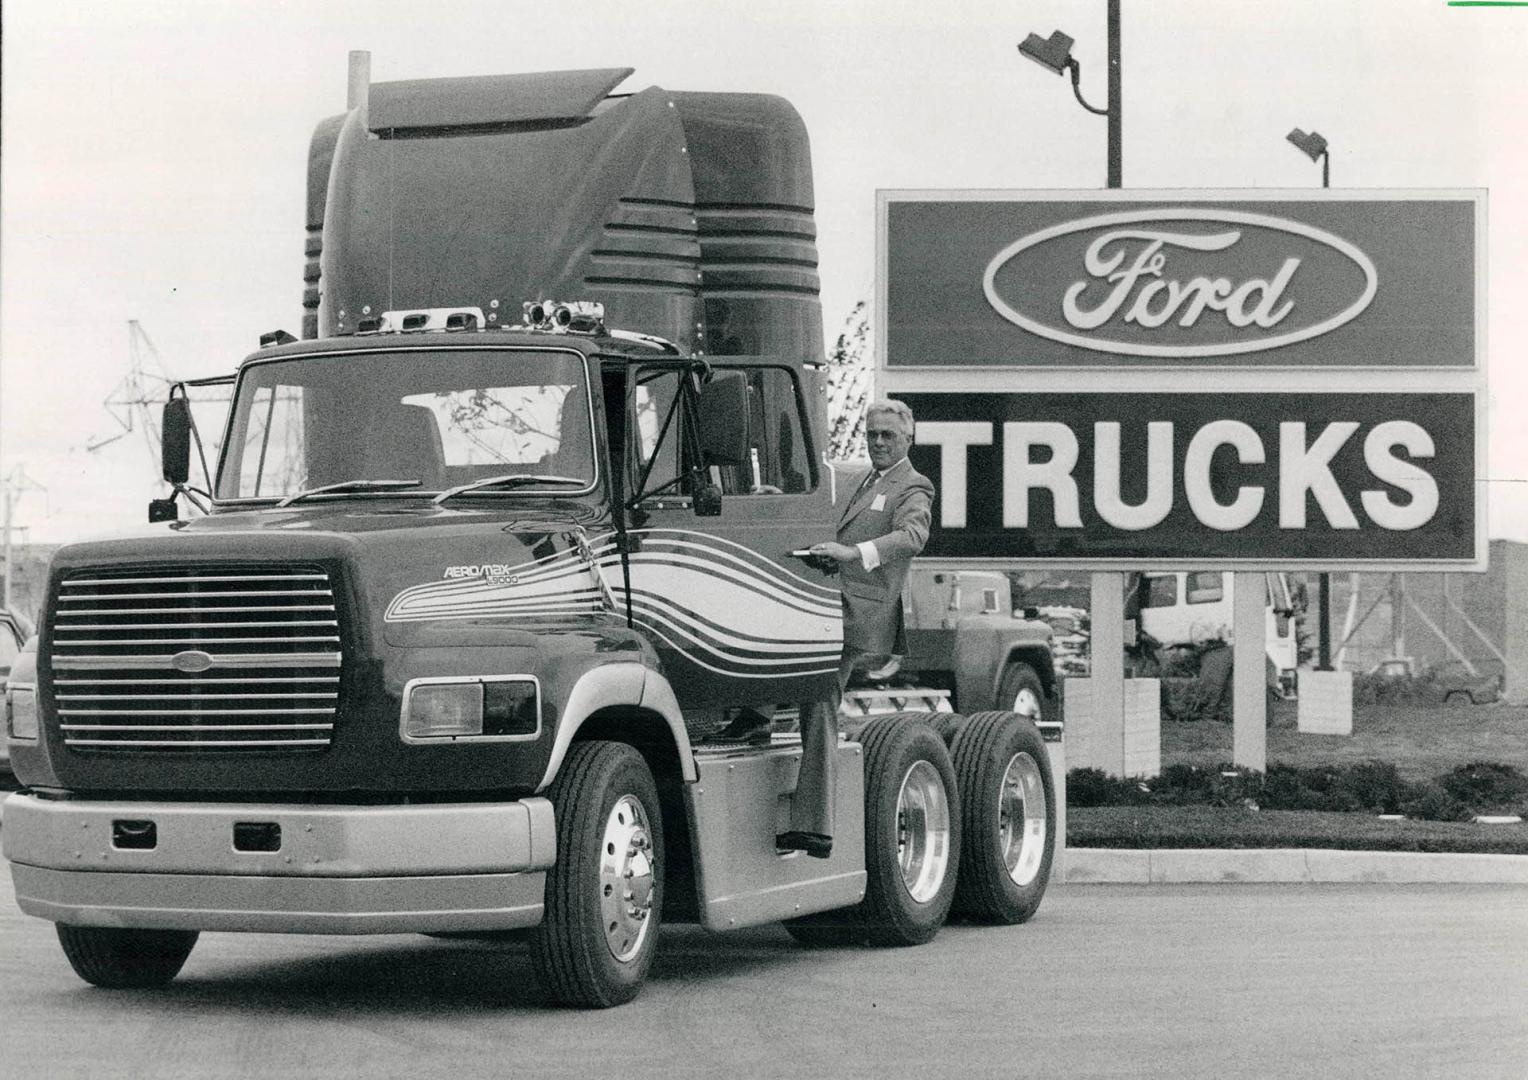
[1,59,1057,1007]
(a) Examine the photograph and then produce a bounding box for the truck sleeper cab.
[3,322,1056,1005]
[4,59,1058,1007]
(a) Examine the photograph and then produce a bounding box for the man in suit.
[777,400,934,858]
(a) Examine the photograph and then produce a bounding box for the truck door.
[616,360,842,709]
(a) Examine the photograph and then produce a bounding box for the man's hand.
[808,541,860,565]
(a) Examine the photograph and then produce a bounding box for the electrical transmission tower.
[86,320,175,460]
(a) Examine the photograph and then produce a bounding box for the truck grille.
[48,566,342,752]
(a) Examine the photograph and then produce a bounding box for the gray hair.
[864,399,915,437]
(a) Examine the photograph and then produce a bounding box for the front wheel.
[529,741,664,1007]
[56,925,199,988]
[997,662,1048,723]
[950,711,1056,924]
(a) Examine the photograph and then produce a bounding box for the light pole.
[1019,0,1122,188]
[1286,128,1331,188]
[1286,126,1333,670]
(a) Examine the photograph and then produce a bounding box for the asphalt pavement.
[3,876,1524,1079]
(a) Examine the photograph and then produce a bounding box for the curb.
[1060,847,1528,885]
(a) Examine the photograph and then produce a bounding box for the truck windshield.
[216,347,595,501]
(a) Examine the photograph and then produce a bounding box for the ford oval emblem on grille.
[171,650,214,673]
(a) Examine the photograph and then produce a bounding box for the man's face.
[865,413,913,472]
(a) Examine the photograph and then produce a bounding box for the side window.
[720,366,814,496]
[237,384,307,498]
[1185,571,1224,604]
[632,368,685,496]
[1141,575,1178,608]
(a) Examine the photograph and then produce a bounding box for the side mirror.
[162,398,192,485]
[696,371,749,466]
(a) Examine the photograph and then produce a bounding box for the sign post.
[879,189,1485,774]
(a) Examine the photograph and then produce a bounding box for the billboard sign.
[904,390,1476,565]
[881,192,1480,369]
[877,191,1485,570]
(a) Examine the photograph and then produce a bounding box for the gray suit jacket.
[836,457,934,655]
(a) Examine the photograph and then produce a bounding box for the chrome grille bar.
[49,564,343,752]
[61,573,329,586]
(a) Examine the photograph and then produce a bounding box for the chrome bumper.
[2,793,555,934]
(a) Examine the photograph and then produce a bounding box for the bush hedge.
[1067,760,1526,822]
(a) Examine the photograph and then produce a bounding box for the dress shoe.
[776,830,833,859]
[717,708,773,745]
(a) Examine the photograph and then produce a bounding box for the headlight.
[401,676,540,743]
[7,684,38,741]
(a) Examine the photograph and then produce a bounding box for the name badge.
[870,493,887,511]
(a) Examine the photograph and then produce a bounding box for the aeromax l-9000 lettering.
[0,61,1057,1007]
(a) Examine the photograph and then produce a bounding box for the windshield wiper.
[432,473,587,505]
[276,479,422,507]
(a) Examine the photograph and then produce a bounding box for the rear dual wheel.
[950,711,1055,924]
[785,714,961,948]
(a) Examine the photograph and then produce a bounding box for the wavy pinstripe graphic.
[385,545,604,623]
[384,528,842,679]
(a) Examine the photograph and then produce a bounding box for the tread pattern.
[529,740,661,1007]
[950,711,1055,923]
[56,925,199,989]
[857,714,960,947]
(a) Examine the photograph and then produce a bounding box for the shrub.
[1067,768,1148,808]
[1399,781,1473,823]
[1439,762,1528,813]
[1340,761,1408,815]
[1067,759,1525,823]
[1150,763,1257,807]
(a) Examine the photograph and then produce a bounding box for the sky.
[2,0,1525,545]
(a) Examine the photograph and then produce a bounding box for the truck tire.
[930,712,968,748]
[949,711,1055,924]
[55,925,199,988]
[997,662,1047,723]
[856,714,962,946]
[529,740,664,1008]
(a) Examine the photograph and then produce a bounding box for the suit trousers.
[789,651,860,838]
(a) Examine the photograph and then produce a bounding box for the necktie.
[851,470,879,506]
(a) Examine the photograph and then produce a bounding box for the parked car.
[2,607,36,786]
[1363,658,1502,706]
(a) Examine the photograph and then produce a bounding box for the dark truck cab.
[3,61,1056,1007]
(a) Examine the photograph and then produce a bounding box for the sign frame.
[875,188,1487,573]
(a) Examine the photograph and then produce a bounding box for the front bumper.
[2,794,555,934]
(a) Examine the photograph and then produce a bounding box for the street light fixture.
[1018,0,1122,188]
[1286,125,1334,668]
[1286,127,1330,188]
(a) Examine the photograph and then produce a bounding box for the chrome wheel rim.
[598,794,655,962]
[998,752,1047,887]
[1011,685,1043,720]
[896,760,952,903]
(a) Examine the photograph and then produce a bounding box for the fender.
[952,617,1055,714]
[535,663,696,791]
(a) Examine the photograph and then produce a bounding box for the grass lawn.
[1065,699,1528,853]
[1163,700,1528,782]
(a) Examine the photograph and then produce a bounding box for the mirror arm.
[172,483,210,514]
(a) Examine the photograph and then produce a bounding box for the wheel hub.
[896,760,952,903]
[599,794,655,962]
[997,752,1047,887]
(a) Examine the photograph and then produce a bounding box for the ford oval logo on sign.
[171,650,214,673]
[982,209,1378,359]
[880,193,1477,370]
